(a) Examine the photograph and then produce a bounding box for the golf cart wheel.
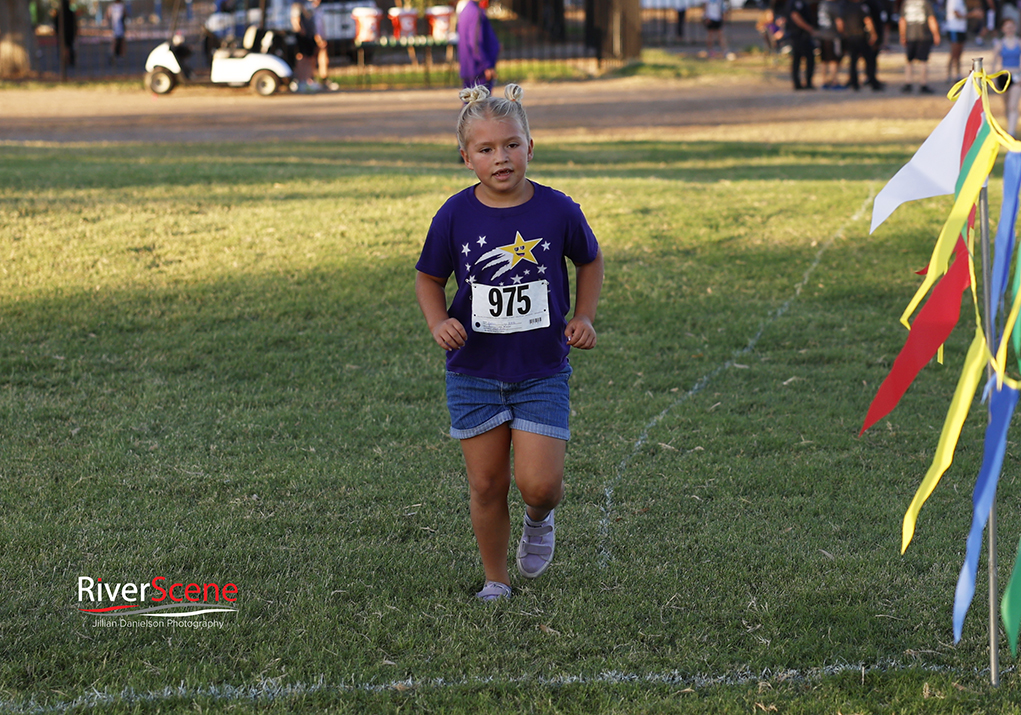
[251,70,281,96]
[146,68,176,95]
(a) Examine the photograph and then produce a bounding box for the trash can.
[387,7,418,38]
[425,6,454,40]
[352,6,382,43]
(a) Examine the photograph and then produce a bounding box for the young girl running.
[994,18,1021,137]
[415,84,604,602]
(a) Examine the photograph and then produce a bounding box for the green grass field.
[3,126,1021,713]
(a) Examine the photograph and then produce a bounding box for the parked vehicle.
[144,27,292,95]
[206,0,379,57]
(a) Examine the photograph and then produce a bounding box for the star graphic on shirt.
[541,241,551,251]
[498,232,543,268]
[462,243,471,256]
[511,274,523,284]
[477,236,487,247]
[465,263,471,273]
[537,265,547,275]
[475,231,543,281]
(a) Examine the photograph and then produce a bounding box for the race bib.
[470,280,550,334]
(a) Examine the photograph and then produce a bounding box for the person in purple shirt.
[416,84,604,603]
[457,0,500,90]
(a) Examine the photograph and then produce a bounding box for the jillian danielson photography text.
[90,618,230,629]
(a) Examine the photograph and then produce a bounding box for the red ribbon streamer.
[861,237,971,435]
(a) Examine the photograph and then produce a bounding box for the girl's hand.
[565,316,597,350]
[432,318,467,351]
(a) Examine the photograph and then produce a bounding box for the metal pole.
[980,182,999,687]
[974,56,1000,688]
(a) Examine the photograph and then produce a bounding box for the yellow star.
[498,232,543,268]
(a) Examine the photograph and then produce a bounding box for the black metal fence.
[26,0,650,88]
[25,0,776,88]
[640,2,774,52]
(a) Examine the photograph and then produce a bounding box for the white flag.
[870,75,981,234]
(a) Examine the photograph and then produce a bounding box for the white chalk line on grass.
[3,661,1012,713]
[597,191,876,568]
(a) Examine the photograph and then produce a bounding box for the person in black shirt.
[863,0,888,88]
[787,0,819,89]
[837,0,883,89]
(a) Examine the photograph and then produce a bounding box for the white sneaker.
[476,581,512,602]
[516,510,555,578]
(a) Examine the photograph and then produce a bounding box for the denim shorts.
[446,364,572,441]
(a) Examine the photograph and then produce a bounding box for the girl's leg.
[460,424,513,586]
[511,430,566,578]
[511,430,567,521]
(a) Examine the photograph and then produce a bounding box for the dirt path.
[0,57,964,145]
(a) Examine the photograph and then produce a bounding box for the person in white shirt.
[703,0,727,56]
[944,0,970,82]
[309,0,339,91]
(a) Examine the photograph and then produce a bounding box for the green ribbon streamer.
[1001,536,1021,656]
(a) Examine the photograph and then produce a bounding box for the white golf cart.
[145,26,292,96]
[144,0,292,97]
[210,0,378,61]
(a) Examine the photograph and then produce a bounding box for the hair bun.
[504,84,523,103]
[458,85,491,105]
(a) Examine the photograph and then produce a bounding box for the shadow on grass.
[0,140,925,195]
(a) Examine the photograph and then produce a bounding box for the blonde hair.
[456,84,531,151]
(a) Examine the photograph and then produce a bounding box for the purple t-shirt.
[417,182,600,382]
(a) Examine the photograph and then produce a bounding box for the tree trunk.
[587,0,641,61]
[0,0,35,78]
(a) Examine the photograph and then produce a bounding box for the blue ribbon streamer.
[953,378,1020,642]
[990,152,1021,345]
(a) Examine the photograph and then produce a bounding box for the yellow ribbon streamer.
[902,329,989,553]
[900,70,1012,334]
[966,216,980,355]
[899,134,999,329]
[897,69,1021,554]
[996,284,1021,387]
[950,70,1021,151]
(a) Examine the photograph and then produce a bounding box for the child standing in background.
[416,84,604,602]
[994,18,1021,136]
[703,0,727,57]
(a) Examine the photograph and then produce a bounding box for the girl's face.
[460,116,534,208]
[1005,20,1018,37]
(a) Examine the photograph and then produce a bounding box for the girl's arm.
[566,248,604,350]
[416,271,467,351]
